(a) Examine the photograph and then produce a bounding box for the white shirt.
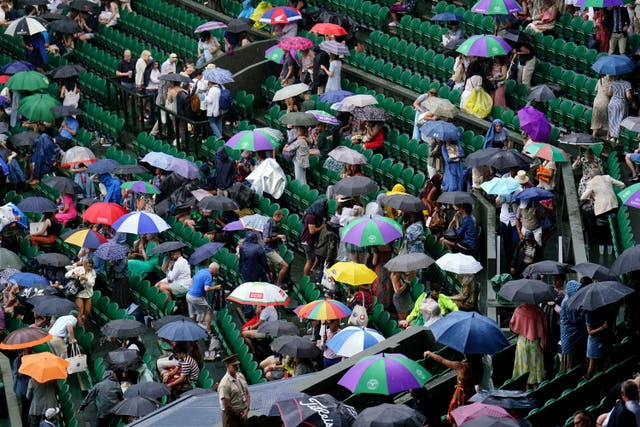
[259,306,278,322]
[49,315,78,338]
[205,85,221,118]
[134,58,147,86]
[498,172,521,226]
[166,256,191,283]
[195,78,208,111]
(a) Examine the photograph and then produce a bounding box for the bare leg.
[625,154,637,177]
[75,297,85,327]
[276,262,289,287]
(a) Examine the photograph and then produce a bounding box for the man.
[78,370,123,427]
[163,343,199,395]
[39,407,59,427]
[14,348,31,427]
[606,6,630,55]
[310,46,329,95]
[573,410,594,427]
[55,113,78,151]
[115,49,135,90]
[186,262,220,335]
[26,379,58,427]
[219,354,250,427]
[262,210,289,289]
[155,249,191,301]
[241,304,278,354]
[600,381,640,427]
[238,231,270,284]
[48,312,78,357]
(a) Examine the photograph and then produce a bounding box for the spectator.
[155,249,192,301]
[573,410,594,427]
[238,231,270,283]
[279,49,299,86]
[301,199,327,276]
[441,20,464,46]
[186,262,220,335]
[242,304,278,353]
[559,280,588,373]
[511,230,544,278]
[13,349,31,427]
[526,0,558,32]
[299,48,314,84]
[40,408,59,427]
[412,89,438,140]
[607,75,633,145]
[580,174,625,217]
[26,380,58,427]
[536,159,557,191]
[573,148,604,196]
[162,343,199,395]
[27,132,59,185]
[47,312,78,357]
[321,53,342,92]
[318,319,341,367]
[515,42,536,89]
[78,370,123,427]
[400,283,458,328]
[389,0,417,26]
[98,0,119,27]
[135,50,152,93]
[65,259,95,327]
[127,234,160,277]
[74,10,95,41]
[115,49,135,90]
[283,126,311,185]
[263,210,289,288]
[310,46,329,94]
[23,33,47,72]
[55,112,79,151]
[361,121,385,153]
[441,139,465,191]
[450,274,477,311]
[348,283,374,314]
[30,211,60,248]
[586,304,616,379]
[591,75,612,139]
[403,211,425,254]
[606,6,630,55]
[60,77,80,108]
[197,31,220,68]
[391,272,413,320]
[441,203,477,254]
[516,200,545,246]
[483,120,510,150]
[511,303,546,390]
[598,381,639,427]
[215,147,236,196]
[205,80,223,139]
[98,173,123,204]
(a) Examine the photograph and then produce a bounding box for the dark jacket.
[604,7,630,34]
[239,231,269,283]
[79,370,123,418]
[511,240,544,278]
[310,49,330,92]
[215,147,237,191]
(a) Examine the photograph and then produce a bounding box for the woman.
[348,283,374,314]
[510,230,544,278]
[591,75,612,138]
[559,280,587,373]
[450,54,467,92]
[460,74,483,110]
[321,53,342,92]
[54,192,77,227]
[30,211,60,248]
[441,203,477,254]
[66,259,96,327]
[299,48,315,85]
[585,304,615,378]
[483,119,510,149]
[594,9,609,53]
[510,303,546,389]
[450,274,477,311]
[318,319,341,368]
[72,163,96,199]
[28,132,60,185]
[279,49,299,87]
[196,31,220,68]
[442,139,465,192]
[391,272,413,320]
[488,56,508,108]
[536,159,556,191]
[283,126,311,185]
[607,75,633,144]
[401,283,457,328]
[572,147,604,197]
[60,78,80,108]
[127,234,160,278]
[98,0,120,27]
[526,0,558,32]
[412,89,438,140]
[404,212,425,254]
[361,121,384,153]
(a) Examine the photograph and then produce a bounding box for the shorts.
[266,250,285,266]
[170,280,190,297]
[629,153,640,164]
[186,294,210,318]
[302,243,316,261]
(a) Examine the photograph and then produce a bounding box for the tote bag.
[66,343,87,374]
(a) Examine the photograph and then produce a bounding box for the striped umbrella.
[319,40,351,56]
[523,143,569,162]
[456,35,512,58]
[305,110,339,125]
[63,229,108,249]
[297,299,352,320]
[259,6,302,24]
[121,181,160,194]
[225,130,280,151]
[327,326,385,357]
[5,16,47,36]
[112,211,170,234]
[340,215,403,247]
[471,0,522,14]
[194,21,227,33]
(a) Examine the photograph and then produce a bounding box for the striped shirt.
[179,355,200,383]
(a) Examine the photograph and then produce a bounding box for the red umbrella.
[0,75,10,84]
[81,202,128,225]
[310,23,348,36]
[278,36,314,51]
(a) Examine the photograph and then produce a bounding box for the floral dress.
[576,156,603,197]
[405,221,425,254]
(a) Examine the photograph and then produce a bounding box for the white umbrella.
[272,83,310,102]
[436,253,483,274]
[327,326,385,357]
[227,282,290,306]
[330,94,378,112]
[246,157,287,199]
[328,146,367,165]
[5,17,47,36]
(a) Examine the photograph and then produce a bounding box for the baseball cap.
[45,408,60,420]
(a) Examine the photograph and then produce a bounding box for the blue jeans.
[208,115,222,139]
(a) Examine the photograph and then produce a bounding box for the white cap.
[45,407,60,420]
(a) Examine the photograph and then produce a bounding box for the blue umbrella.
[95,242,130,260]
[112,211,170,234]
[511,187,553,203]
[17,196,58,213]
[203,67,234,84]
[431,12,465,21]
[319,90,354,103]
[170,157,200,180]
[480,177,520,196]
[156,319,208,341]
[8,272,50,287]
[87,159,120,174]
[0,60,35,75]
[591,54,635,76]
[420,120,461,141]
[189,242,224,265]
[430,311,509,354]
[141,152,174,170]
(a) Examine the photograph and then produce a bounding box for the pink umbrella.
[194,21,227,33]
[452,402,514,425]
[278,36,314,51]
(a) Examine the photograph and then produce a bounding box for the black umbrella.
[437,191,476,205]
[352,106,390,122]
[353,403,425,427]
[5,16,47,36]
[273,394,357,427]
[34,252,72,267]
[198,195,239,211]
[460,415,520,427]
[105,348,141,369]
[498,279,555,304]
[257,320,299,337]
[152,314,195,331]
[527,84,557,102]
[566,281,634,311]
[333,176,378,196]
[571,262,617,281]
[610,244,640,275]
[49,64,86,79]
[43,176,81,194]
[30,296,78,317]
[271,336,322,358]
[188,242,224,265]
[87,159,120,174]
[464,148,532,169]
[148,241,187,255]
[64,0,99,11]
[78,197,99,206]
[48,18,82,34]
[8,131,39,148]
[158,73,191,83]
[380,194,426,212]
[558,132,598,145]
[469,390,537,409]
[498,29,534,46]
[111,164,150,175]
[17,196,58,213]
[21,0,49,6]
[521,260,573,278]
[101,319,147,338]
[124,382,171,400]
[41,12,69,20]
[111,396,159,417]
[51,105,82,116]
[227,18,251,33]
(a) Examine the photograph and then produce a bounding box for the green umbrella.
[0,248,25,269]
[617,183,640,204]
[120,181,161,194]
[523,143,570,162]
[18,94,60,122]
[5,71,49,91]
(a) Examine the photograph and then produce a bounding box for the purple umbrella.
[170,158,200,180]
[0,61,35,75]
[456,35,512,58]
[223,220,244,231]
[95,242,130,261]
[472,0,522,14]
[194,21,226,33]
[225,130,278,151]
[517,106,551,142]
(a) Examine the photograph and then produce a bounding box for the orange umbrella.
[0,327,51,350]
[19,352,69,382]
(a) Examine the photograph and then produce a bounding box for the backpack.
[219,86,233,111]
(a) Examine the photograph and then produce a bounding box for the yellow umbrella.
[19,352,69,382]
[328,261,377,286]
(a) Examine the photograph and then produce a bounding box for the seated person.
[441,21,464,47]
[624,134,640,182]
[389,0,417,26]
[400,283,457,328]
[54,113,78,151]
[30,211,61,248]
[155,249,191,300]
[449,274,477,311]
[242,304,278,354]
[440,203,477,254]
[161,343,199,396]
[525,0,557,33]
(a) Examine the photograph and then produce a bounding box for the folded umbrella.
[156,319,208,341]
[384,253,435,272]
[333,175,378,196]
[257,320,299,337]
[60,146,96,168]
[272,335,322,358]
[571,262,617,281]
[148,241,186,255]
[437,191,476,205]
[498,279,555,304]
[319,40,350,56]
[105,348,141,369]
[566,281,634,311]
[521,260,573,278]
[327,326,385,357]
[420,120,460,141]
[124,382,172,400]
[188,242,224,265]
[95,242,129,261]
[34,252,71,267]
[199,195,239,211]
[112,211,170,234]
[87,158,120,174]
[380,194,426,212]
[112,396,159,418]
[0,327,51,350]
[517,106,551,142]
[31,296,78,317]
[101,319,147,338]
[18,196,58,213]
[328,146,367,165]
[430,311,508,354]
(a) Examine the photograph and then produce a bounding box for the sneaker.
[388,22,397,26]
[632,176,640,182]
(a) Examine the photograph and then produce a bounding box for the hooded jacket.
[239,231,269,283]
[79,370,123,418]
[215,147,237,191]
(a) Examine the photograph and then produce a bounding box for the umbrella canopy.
[8,131,39,149]
[19,352,69,382]
[274,393,357,427]
[352,106,389,122]
[472,0,522,14]
[460,415,520,427]
[498,279,555,304]
[328,261,377,286]
[124,382,171,400]
[566,281,634,310]
[18,196,57,213]
[226,130,279,151]
[456,35,512,57]
[273,83,310,102]
[610,244,640,275]
[271,335,322,358]
[226,18,251,33]
[380,194,426,212]
[480,177,520,196]
[121,181,160,195]
[158,73,191,83]
[0,327,51,350]
[517,107,551,142]
[592,54,635,76]
[498,29,534,45]
[8,272,49,287]
[333,176,378,196]
[82,202,128,225]
[34,252,71,267]
[95,242,129,261]
[48,18,81,33]
[327,326,385,357]
[430,311,509,354]
[523,143,569,162]
[431,12,465,21]
[558,133,598,146]
[257,320,299,337]
[194,21,226,33]
[384,253,435,272]
[31,296,78,317]
[338,353,432,395]
[436,253,483,274]
[101,319,147,338]
[280,111,319,126]
[521,260,573,278]
[60,146,96,167]
[422,97,459,119]
[0,248,25,269]
[353,403,426,427]
[111,164,150,175]
[188,242,224,265]
[319,90,354,103]
[0,60,34,74]
[621,116,640,132]
[511,187,554,203]
[319,40,351,56]
[332,94,378,111]
[328,146,367,165]
[259,6,302,24]
[63,228,108,249]
[228,282,290,306]
[278,36,314,51]
[86,158,120,174]
[53,104,84,117]
[112,211,170,234]
[5,71,49,91]
[49,64,85,79]
[617,182,640,209]
[5,16,47,36]
[527,84,557,102]
[64,0,99,11]
[341,215,403,247]
[152,315,196,331]
[306,109,339,125]
[199,195,238,211]
[42,176,79,194]
[437,191,476,205]
[148,241,187,255]
[469,390,537,409]
[112,396,159,417]
[297,299,352,320]
[571,262,617,281]
[105,348,141,369]
[420,120,461,141]
[265,45,300,65]
[203,67,234,84]
[240,214,271,231]
[465,148,531,169]
[309,22,348,35]
[156,319,208,341]
[19,94,60,122]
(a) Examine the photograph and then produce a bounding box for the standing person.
[23,33,47,72]
[196,31,220,68]
[219,354,250,427]
[515,200,545,246]
[510,231,544,278]
[310,46,329,94]
[205,80,223,139]
[26,379,58,427]
[510,303,546,390]
[515,43,536,89]
[279,49,299,86]
[215,147,236,196]
[591,75,612,139]
[488,56,508,108]
[484,119,510,149]
[262,210,289,288]
[607,75,633,145]
[573,148,604,197]
[38,408,59,427]
[65,259,96,327]
[301,199,327,277]
[606,5,630,55]
[155,249,192,301]
[47,312,78,357]
[586,305,616,379]
[497,170,525,266]
[135,50,152,94]
[115,49,135,90]
[299,48,314,84]
[77,370,123,427]
[109,257,130,308]
[441,139,465,192]
[186,262,220,336]
[321,53,342,92]
[318,319,342,368]
[60,77,80,108]
[403,211,425,254]
[580,174,625,217]
[283,126,311,185]
[152,53,178,135]
[412,89,437,140]
[238,231,270,283]
[559,280,588,373]
[391,272,413,320]
[13,349,31,427]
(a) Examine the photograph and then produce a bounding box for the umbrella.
[17,196,58,213]
[158,73,191,83]
[319,90,354,103]
[384,253,435,272]
[156,319,208,341]
[621,116,640,132]
[112,397,159,418]
[380,194,426,212]
[199,195,239,211]
[34,253,72,267]
[297,299,352,320]
[611,244,640,275]
[469,390,537,409]
[5,16,47,36]
[420,120,461,141]
[271,335,322,358]
[112,211,170,234]
[452,403,514,426]
[571,262,617,281]
[460,416,520,427]
[42,176,80,194]
[259,6,302,24]
[430,311,508,354]
[51,105,82,116]
[240,214,270,231]
[105,348,141,369]
[517,106,551,142]
[0,248,25,269]
[480,177,520,196]
[264,45,300,65]
[566,281,634,311]
[328,261,377,286]
[19,94,60,122]
[227,18,251,33]
[49,64,86,79]
[511,187,554,203]
[309,22,348,35]
[333,176,378,196]
[617,182,640,209]
[226,130,280,151]
[274,393,357,427]
[188,242,224,265]
[521,260,573,278]
[354,404,425,427]
[523,143,569,162]
[472,0,522,14]
[48,18,81,34]
[0,61,35,74]
[498,29,534,45]
[87,158,120,174]
[558,133,598,146]
[352,106,389,122]
[319,40,351,56]
[95,242,129,261]
[280,112,319,126]
[592,54,634,76]
[5,71,49,91]
[465,148,532,169]
[227,281,290,306]
[332,94,378,112]
[152,315,196,331]
[436,253,483,274]
[278,36,314,51]
[169,157,200,180]
[327,326,385,357]
[340,215,403,247]
[148,241,186,255]
[41,12,69,19]
[498,279,555,304]
[422,97,459,119]
[527,84,557,102]
[8,272,49,287]
[121,181,160,195]
[112,164,150,175]
[60,146,96,167]
[203,67,234,84]
[31,296,78,317]
[0,328,51,350]
[63,228,108,249]
[64,0,99,10]
[82,202,128,225]
[257,320,299,337]
[306,109,339,125]
[0,122,8,133]
[0,268,20,282]
[101,319,147,338]
[19,352,68,382]
[437,191,476,205]
[456,35,512,58]
[8,131,39,149]
[194,21,226,33]
[328,146,367,165]
[431,12,465,21]
[124,382,172,400]
[337,353,432,395]
[79,198,99,207]
[273,83,310,102]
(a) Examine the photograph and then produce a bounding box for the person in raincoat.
[441,139,465,192]
[238,231,270,283]
[78,370,123,427]
[27,132,59,184]
[99,173,124,204]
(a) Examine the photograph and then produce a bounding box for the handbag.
[66,343,87,374]
[62,279,81,298]
[348,292,369,327]
[464,86,493,119]
[283,148,297,161]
